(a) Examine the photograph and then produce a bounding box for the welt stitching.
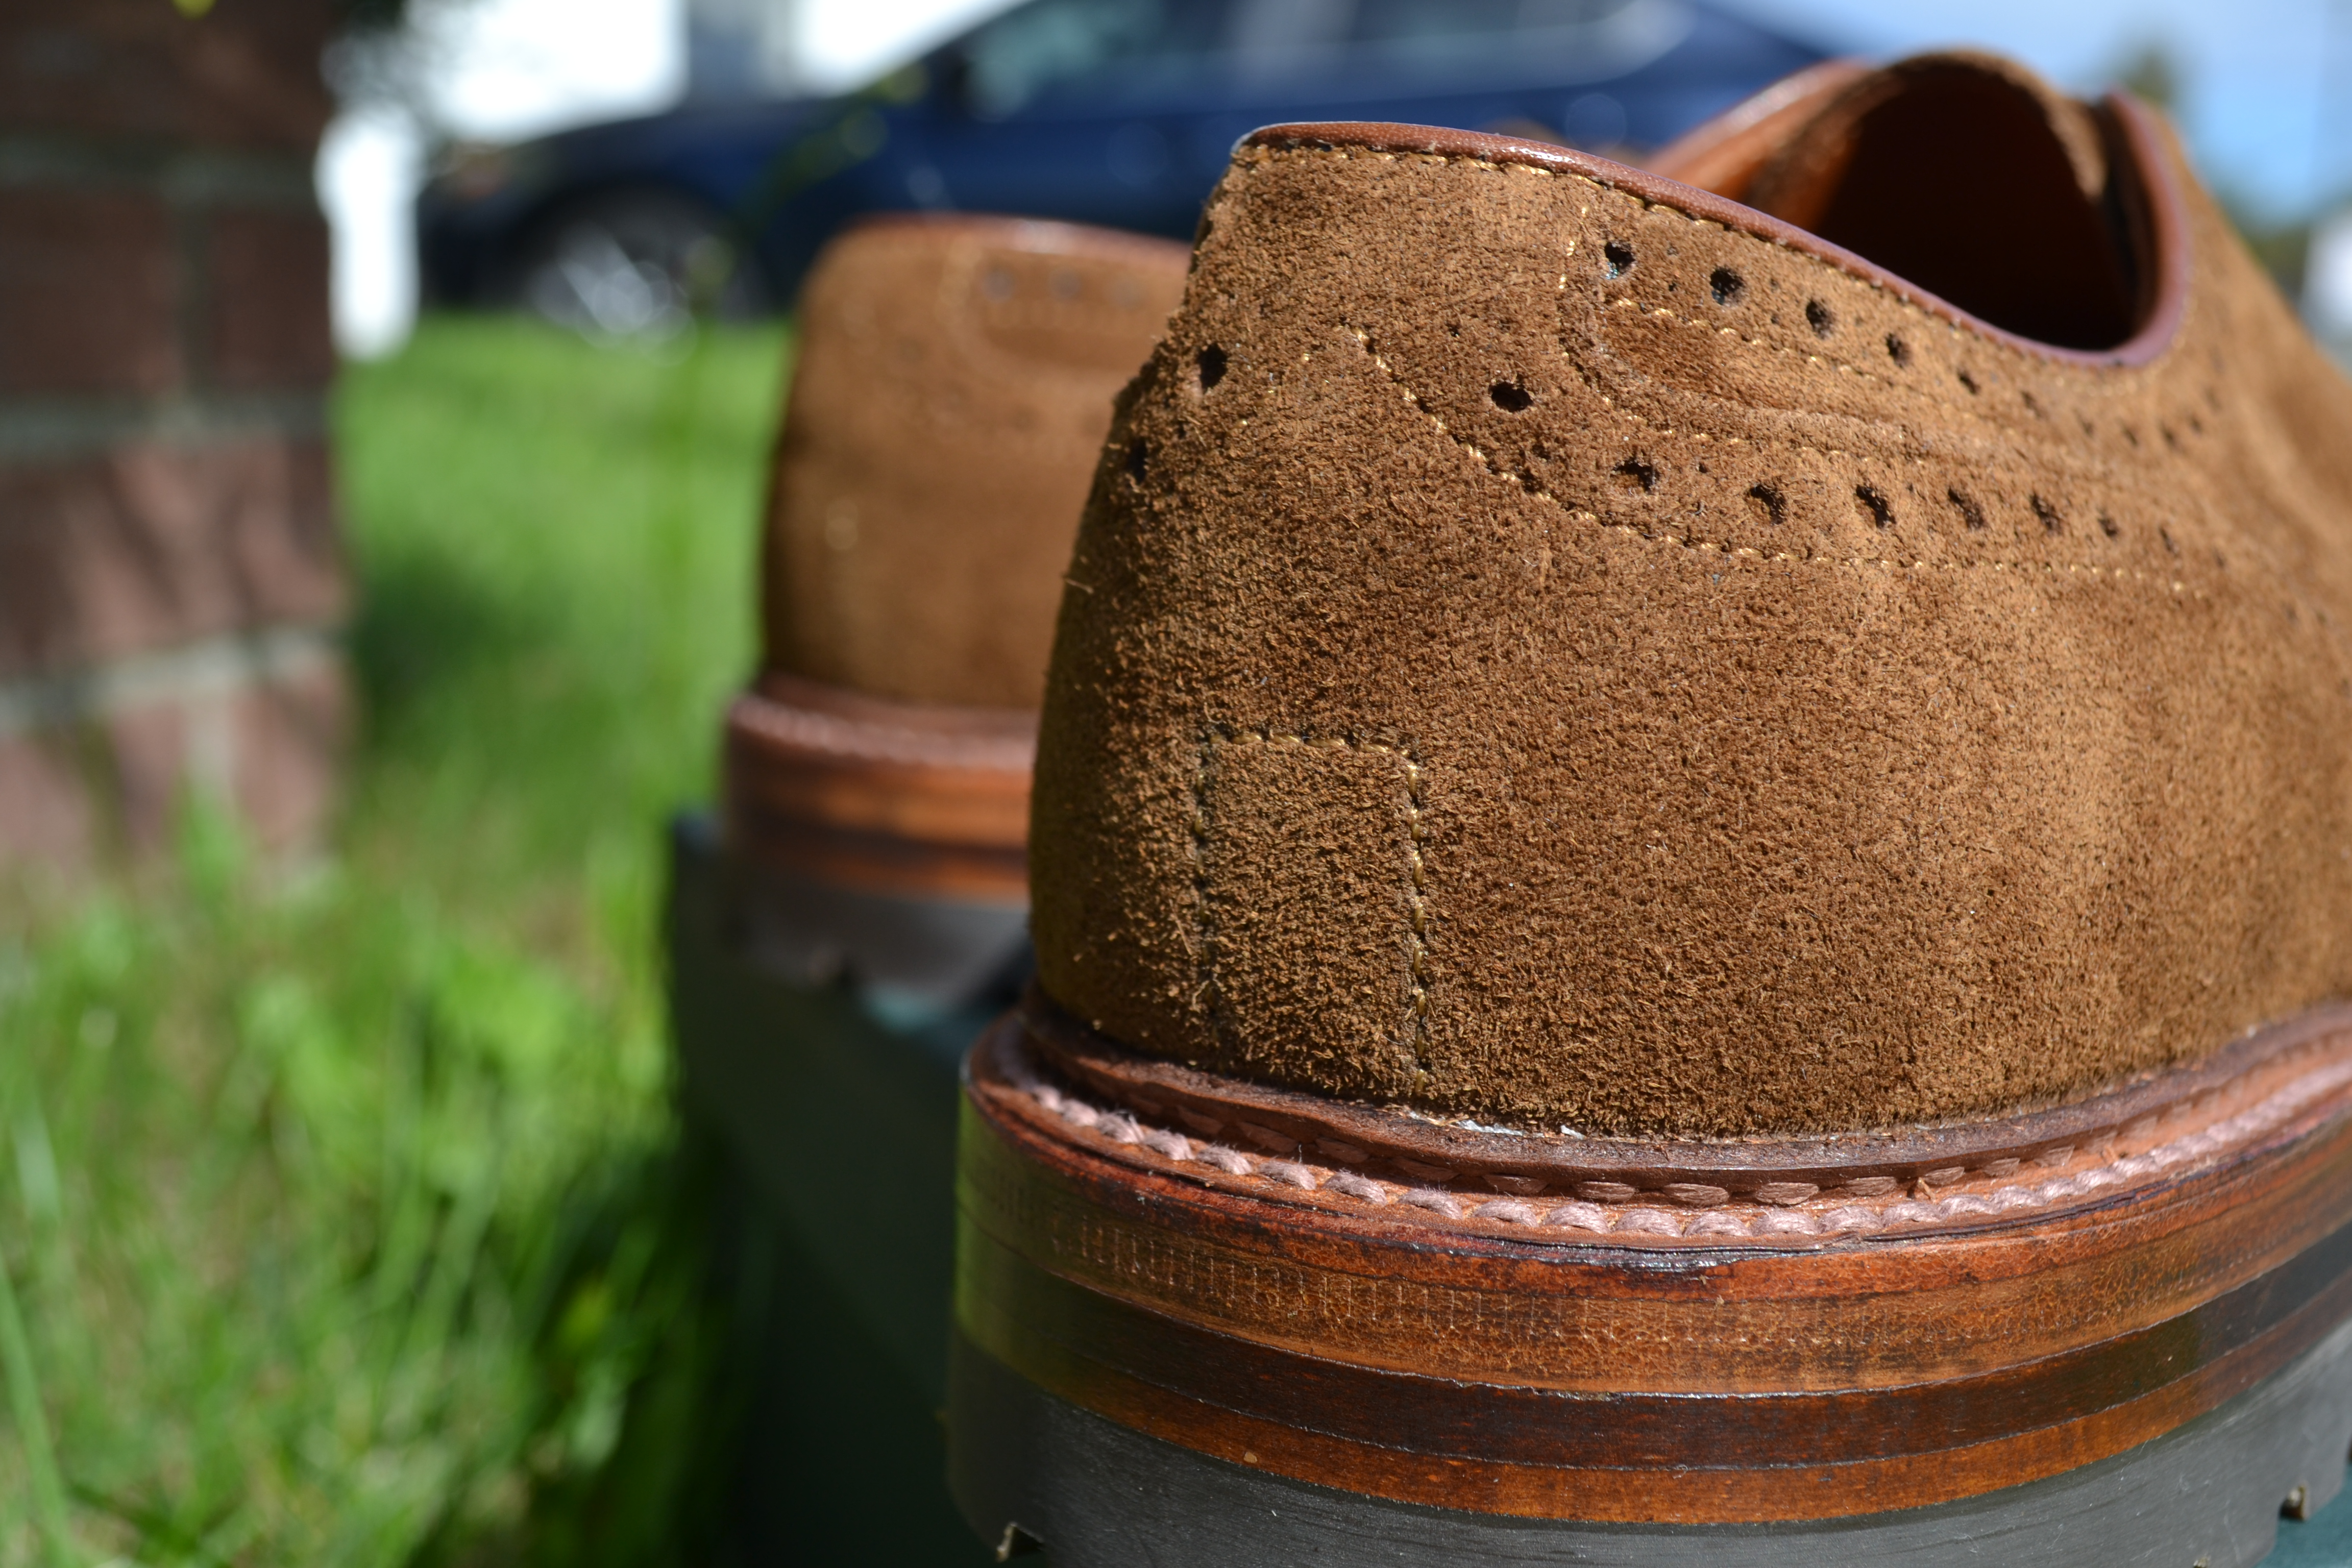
[1344,327,2201,593]
[1196,725,1432,1071]
[998,1030,2352,1245]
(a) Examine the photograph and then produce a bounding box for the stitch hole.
[2161,527,2179,555]
[1947,487,1987,531]
[1957,369,1982,395]
[2031,494,2064,533]
[1613,458,1659,493]
[1885,332,1911,365]
[1708,266,1745,306]
[1855,485,1894,529]
[1804,299,1833,337]
[1195,344,1226,390]
[1745,484,1784,525]
[1124,438,1148,482]
[2099,512,2120,539]
[1489,379,1532,412]
[1602,240,1634,278]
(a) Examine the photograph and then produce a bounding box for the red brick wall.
[0,0,348,874]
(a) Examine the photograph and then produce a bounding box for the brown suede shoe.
[950,55,2352,1565]
[674,214,1190,1564]
[719,215,1186,997]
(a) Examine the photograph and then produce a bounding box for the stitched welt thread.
[996,1030,2352,1244]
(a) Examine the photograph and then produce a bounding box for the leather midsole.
[954,1003,2352,1521]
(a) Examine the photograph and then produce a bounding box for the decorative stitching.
[1603,294,1899,391]
[991,1025,2352,1245]
[1581,295,2205,476]
[1344,327,2199,594]
[1266,143,2147,384]
[1250,142,2216,575]
[1191,725,1432,1072]
[1186,734,1221,1053]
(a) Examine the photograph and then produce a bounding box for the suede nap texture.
[762,215,1190,709]
[1027,55,2352,1137]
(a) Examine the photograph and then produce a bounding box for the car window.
[1351,0,1632,44]
[958,0,1233,117]
[1348,0,1691,86]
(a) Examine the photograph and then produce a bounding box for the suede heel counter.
[761,219,1188,708]
[1032,139,2352,1135]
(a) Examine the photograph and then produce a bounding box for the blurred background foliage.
[0,318,788,1565]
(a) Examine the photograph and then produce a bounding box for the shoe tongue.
[1742,52,2138,351]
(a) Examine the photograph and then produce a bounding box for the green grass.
[0,315,790,1565]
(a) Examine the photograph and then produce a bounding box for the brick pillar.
[0,0,348,873]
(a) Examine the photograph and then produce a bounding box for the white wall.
[2307,209,2352,345]
[320,0,690,358]
[790,0,1017,91]
[318,108,425,360]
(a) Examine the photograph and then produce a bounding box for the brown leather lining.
[1741,55,2137,349]
[1644,58,1870,198]
[1241,90,2189,369]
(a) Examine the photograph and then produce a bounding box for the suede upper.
[762,215,1190,709]
[1027,55,2352,1137]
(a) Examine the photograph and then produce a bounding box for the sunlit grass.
[0,316,788,1565]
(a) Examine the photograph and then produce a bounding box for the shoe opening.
[1743,54,2148,351]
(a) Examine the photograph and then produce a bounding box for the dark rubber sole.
[667,816,1006,1564]
[950,1325,2352,1567]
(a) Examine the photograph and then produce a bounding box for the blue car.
[418,0,1825,330]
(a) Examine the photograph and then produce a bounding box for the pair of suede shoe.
[733,50,2352,1568]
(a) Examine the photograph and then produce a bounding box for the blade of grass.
[0,1228,72,1567]
[70,1481,237,1568]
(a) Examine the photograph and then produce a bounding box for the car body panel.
[416,0,1826,312]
